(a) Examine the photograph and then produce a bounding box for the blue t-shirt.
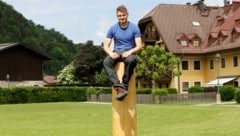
[106,22,141,51]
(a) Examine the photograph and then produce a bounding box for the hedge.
[136,88,152,94]
[188,86,204,93]
[152,88,168,96]
[0,87,87,104]
[86,87,153,95]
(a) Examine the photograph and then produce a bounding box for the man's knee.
[103,57,112,66]
[124,55,137,64]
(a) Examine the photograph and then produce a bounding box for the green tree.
[73,42,106,83]
[57,64,80,85]
[136,45,181,89]
[94,68,110,86]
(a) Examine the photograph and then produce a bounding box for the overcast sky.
[3,0,226,45]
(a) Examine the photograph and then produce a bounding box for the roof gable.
[233,26,240,33]
[209,32,219,38]
[176,33,188,41]
[0,43,50,60]
[217,7,240,31]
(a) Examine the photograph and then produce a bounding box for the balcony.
[143,31,159,42]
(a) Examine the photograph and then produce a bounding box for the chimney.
[194,0,206,13]
[224,0,230,5]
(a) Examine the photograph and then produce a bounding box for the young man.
[103,5,142,101]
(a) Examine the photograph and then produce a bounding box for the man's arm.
[122,37,142,58]
[103,37,120,59]
[103,37,112,56]
[132,37,142,54]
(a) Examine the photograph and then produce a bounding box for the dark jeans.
[103,51,137,89]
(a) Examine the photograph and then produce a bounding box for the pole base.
[216,93,221,104]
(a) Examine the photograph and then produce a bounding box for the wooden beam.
[112,62,136,136]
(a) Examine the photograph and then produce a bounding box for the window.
[234,81,239,87]
[209,59,214,69]
[193,40,200,46]
[233,56,238,67]
[194,60,201,70]
[144,23,158,39]
[182,82,189,92]
[232,31,239,42]
[159,83,162,88]
[208,37,217,45]
[181,40,188,46]
[221,58,225,68]
[219,35,226,43]
[192,21,200,26]
[182,61,189,70]
[166,83,169,88]
[235,18,240,25]
[194,81,201,86]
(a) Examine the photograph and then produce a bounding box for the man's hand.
[122,51,132,58]
[110,52,120,59]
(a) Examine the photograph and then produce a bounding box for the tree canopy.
[73,42,106,83]
[136,45,181,88]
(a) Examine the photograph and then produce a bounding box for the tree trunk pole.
[112,62,136,136]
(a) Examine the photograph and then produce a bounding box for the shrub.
[188,86,204,93]
[167,88,178,94]
[0,87,8,104]
[98,87,111,94]
[220,85,236,101]
[152,88,168,96]
[136,88,152,94]
[86,87,97,98]
[152,88,168,104]
[235,88,240,103]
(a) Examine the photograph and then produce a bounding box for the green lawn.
[0,102,239,136]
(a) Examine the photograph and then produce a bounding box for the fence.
[160,92,217,103]
[88,92,217,104]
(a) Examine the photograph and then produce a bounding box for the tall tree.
[73,43,106,83]
[136,45,181,89]
[94,68,110,86]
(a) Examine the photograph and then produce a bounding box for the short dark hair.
[116,5,128,14]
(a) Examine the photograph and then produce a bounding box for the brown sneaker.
[115,87,128,101]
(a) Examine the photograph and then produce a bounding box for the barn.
[0,43,50,86]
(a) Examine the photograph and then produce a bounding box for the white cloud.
[205,0,224,6]
[95,16,114,42]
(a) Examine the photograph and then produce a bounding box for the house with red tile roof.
[138,0,240,93]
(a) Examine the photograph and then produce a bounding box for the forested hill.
[0,1,79,75]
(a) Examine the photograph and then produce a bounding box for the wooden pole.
[112,62,136,136]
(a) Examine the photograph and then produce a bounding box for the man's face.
[116,11,128,24]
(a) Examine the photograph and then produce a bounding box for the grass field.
[0,102,239,136]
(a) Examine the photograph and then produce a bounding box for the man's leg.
[103,56,120,86]
[122,54,137,89]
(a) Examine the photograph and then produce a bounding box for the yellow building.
[138,0,240,93]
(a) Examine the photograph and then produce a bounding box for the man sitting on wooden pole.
[103,5,142,101]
